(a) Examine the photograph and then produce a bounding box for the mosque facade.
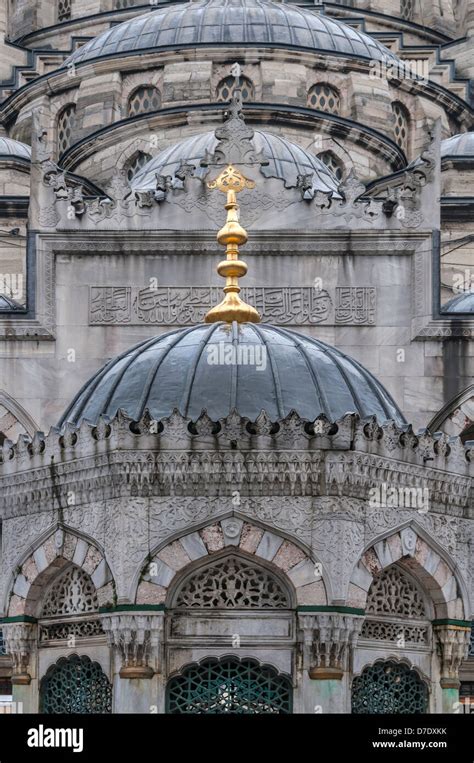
[0,0,472,714]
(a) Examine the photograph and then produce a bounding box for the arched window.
[125,151,152,182]
[57,104,76,155]
[127,86,161,117]
[216,75,254,102]
[391,101,410,153]
[58,0,71,22]
[317,151,344,182]
[173,555,291,609]
[352,660,428,714]
[40,655,112,714]
[39,566,103,642]
[400,0,413,21]
[166,656,292,714]
[307,84,340,114]
[360,565,429,646]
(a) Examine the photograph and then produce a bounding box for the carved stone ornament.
[101,611,164,678]
[2,622,37,684]
[299,612,364,679]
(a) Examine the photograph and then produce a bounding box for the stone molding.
[101,611,164,678]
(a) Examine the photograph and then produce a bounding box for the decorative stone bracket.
[101,611,164,679]
[299,612,364,679]
[434,624,470,688]
[2,622,37,685]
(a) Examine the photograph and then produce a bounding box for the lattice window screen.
[57,104,76,155]
[307,84,340,114]
[352,661,428,714]
[216,76,254,102]
[174,556,290,608]
[58,0,71,21]
[42,567,99,617]
[400,0,414,21]
[317,151,344,181]
[167,657,292,714]
[41,655,112,714]
[128,86,162,117]
[391,102,409,152]
[365,566,426,618]
[126,151,152,181]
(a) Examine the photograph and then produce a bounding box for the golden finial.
[204,164,261,324]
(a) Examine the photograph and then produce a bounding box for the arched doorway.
[40,655,112,714]
[166,656,292,714]
[351,660,428,714]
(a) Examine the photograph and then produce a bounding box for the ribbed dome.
[132,129,340,195]
[63,0,399,67]
[0,138,31,160]
[443,292,474,313]
[59,323,405,427]
[441,132,474,158]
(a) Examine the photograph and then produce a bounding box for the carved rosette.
[2,622,37,685]
[299,613,363,680]
[434,625,470,688]
[101,612,164,679]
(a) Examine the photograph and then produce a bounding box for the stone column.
[434,624,470,713]
[2,622,36,686]
[298,612,363,714]
[101,611,165,713]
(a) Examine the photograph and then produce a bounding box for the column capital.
[2,622,37,685]
[298,612,364,679]
[434,624,470,682]
[101,611,165,679]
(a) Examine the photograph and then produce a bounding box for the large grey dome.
[59,322,405,427]
[63,0,400,67]
[132,129,341,195]
[0,138,31,160]
[441,132,474,158]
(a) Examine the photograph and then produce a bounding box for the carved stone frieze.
[89,285,376,327]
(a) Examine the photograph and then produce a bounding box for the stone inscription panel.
[89,286,376,326]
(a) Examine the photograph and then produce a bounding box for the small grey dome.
[63,0,400,67]
[441,132,474,158]
[59,322,405,427]
[0,138,31,160]
[443,292,474,313]
[132,129,341,196]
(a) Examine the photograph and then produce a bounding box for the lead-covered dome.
[441,132,474,158]
[132,129,340,195]
[63,0,400,67]
[59,323,405,427]
[443,292,474,313]
[0,138,31,160]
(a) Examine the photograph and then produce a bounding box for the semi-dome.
[59,322,405,427]
[132,129,340,195]
[0,138,31,160]
[63,0,400,67]
[443,292,474,313]
[441,132,474,158]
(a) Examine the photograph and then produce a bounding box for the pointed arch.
[132,517,328,607]
[6,526,114,618]
[428,384,474,442]
[0,390,38,441]
[348,523,469,620]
